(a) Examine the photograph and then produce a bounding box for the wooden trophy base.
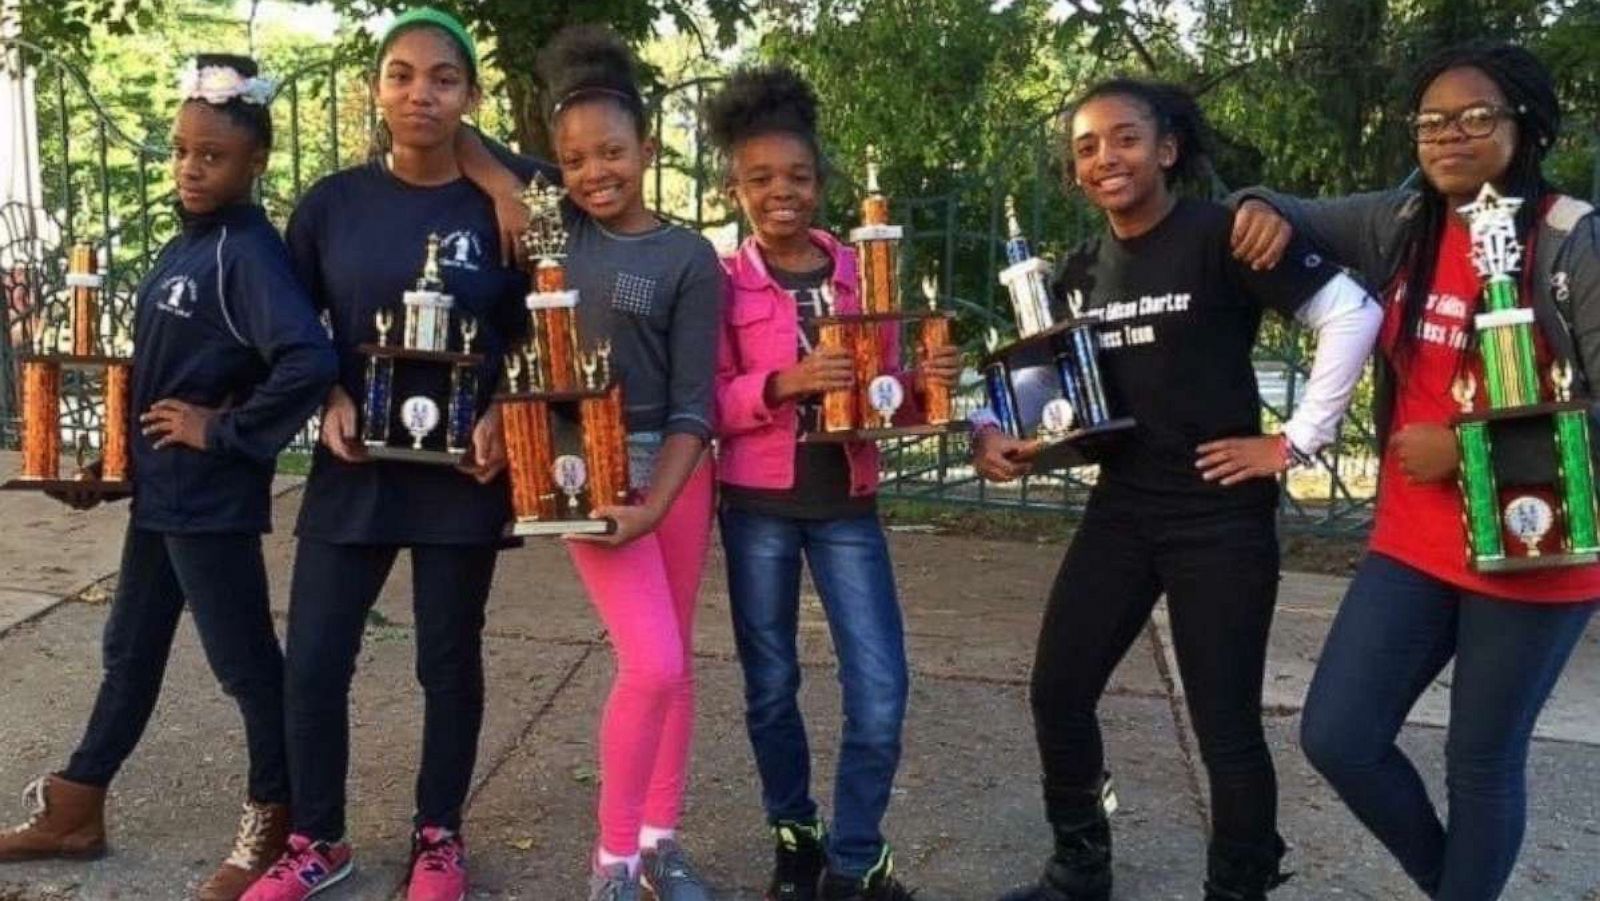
[509,516,619,537]
[2,475,134,499]
[803,421,971,444]
[1473,550,1600,574]
[363,444,469,465]
[1023,417,1138,471]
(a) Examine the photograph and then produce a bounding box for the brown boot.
[195,800,291,901]
[0,775,107,862]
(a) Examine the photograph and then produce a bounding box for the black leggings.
[1031,488,1281,853]
[284,539,498,840]
[65,527,287,803]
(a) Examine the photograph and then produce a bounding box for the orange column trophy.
[498,175,630,536]
[806,148,964,442]
[4,242,133,498]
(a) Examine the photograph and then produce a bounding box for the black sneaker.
[820,847,916,900]
[996,816,1112,901]
[769,820,826,901]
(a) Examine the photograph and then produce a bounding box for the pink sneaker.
[407,826,468,901]
[240,833,353,901]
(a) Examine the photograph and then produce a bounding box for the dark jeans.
[284,539,497,840]
[1032,490,1282,854]
[65,526,288,803]
[1301,552,1596,900]
[720,507,909,878]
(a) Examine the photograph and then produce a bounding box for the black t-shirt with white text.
[1050,197,1337,511]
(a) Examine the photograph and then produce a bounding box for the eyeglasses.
[1408,104,1517,143]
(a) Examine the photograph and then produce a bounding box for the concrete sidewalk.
[0,471,1595,899]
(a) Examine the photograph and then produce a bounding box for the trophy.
[803,147,965,443]
[981,196,1134,470]
[1452,184,1600,572]
[357,235,484,464]
[497,175,629,536]
[3,242,133,498]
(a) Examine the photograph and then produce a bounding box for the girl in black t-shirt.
[974,80,1378,901]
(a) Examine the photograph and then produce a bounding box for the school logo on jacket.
[438,230,484,273]
[155,275,198,319]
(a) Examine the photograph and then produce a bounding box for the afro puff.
[537,24,647,135]
[703,64,821,165]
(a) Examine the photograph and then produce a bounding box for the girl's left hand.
[1195,435,1289,485]
[919,345,963,389]
[569,502,662,548]
[140,399,217,451]
[458,404,507,484]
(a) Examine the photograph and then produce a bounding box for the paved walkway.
[0,462,1595,899]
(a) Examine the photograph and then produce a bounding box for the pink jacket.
[715,229,917,496]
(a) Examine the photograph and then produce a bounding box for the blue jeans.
[719,507,909,878]
[1301,553,1596,900]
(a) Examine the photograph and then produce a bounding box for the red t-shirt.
[1369,215,1600,602]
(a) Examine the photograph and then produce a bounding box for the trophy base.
[1472,550,1600,574]
[1,476,134,499]
[510,517,619,537]
[363,444,469,466]
[1024,417,1138,471]
[802,421,971,444]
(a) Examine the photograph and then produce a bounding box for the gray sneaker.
[642,839,713,901]
[590,862,643,901]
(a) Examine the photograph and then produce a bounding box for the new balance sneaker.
[589,862,643,901]
[767,820,825,901]
[641,837,712,900]
[407,826,467,901]
[240,834,353,901]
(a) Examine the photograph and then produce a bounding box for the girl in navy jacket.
[0,54,336,901]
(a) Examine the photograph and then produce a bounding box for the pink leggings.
[567,456,714,857]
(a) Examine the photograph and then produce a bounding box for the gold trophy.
[805,147,964,442]
[498,175,629,536]
[4,242,133,498]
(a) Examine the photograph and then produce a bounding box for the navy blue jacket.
[131,203,337,534]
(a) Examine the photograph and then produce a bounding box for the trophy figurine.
[803,148,965,443]
[980,196,1134,470]
[357,235,484,463]
[497,174,629,536]
[1451,183,1600,571]
[4,242,134,498]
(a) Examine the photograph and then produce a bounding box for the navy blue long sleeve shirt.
[287,158,544,545]
[131,203,337,534]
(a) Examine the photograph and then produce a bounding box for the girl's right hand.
[973,428,1036,482]
[766,347,855,405]
[1231,200,1294,271]
[320,385,369,463]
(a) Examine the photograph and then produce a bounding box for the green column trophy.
[1453,184,1600,572]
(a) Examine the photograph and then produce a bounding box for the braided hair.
[1395,41,1560,358]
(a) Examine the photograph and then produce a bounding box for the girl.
[972,80,1379,901]
[243,9,546,901]
[704,66,959,901]
[0,54,336,901]
[517,25,724,901]
[1232,41,1600,900]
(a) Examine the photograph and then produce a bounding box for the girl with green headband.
[244,9,556,901]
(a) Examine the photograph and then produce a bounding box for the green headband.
[377,7,478,77]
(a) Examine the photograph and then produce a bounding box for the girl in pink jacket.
[706,67,960,901]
